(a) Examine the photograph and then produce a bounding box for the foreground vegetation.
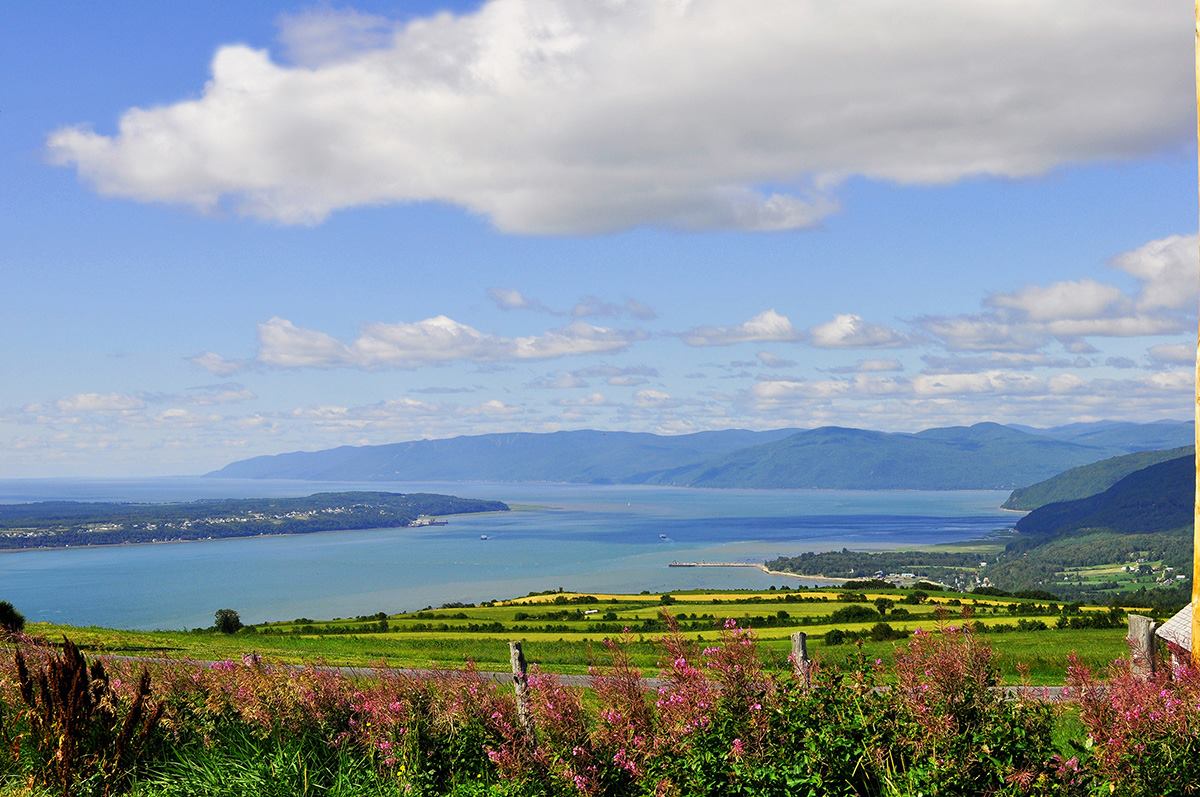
[1,616,1196,796]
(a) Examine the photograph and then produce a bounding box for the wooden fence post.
[509,641,535,740]
[791,632,811,688]
[1127,614,1158,677]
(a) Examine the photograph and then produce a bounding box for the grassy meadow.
[27,586,1144,685]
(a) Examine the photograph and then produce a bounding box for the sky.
[1,0,1198,477]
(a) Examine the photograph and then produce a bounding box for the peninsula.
[0,491,508,550]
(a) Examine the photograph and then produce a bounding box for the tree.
[0,600,25,633]
[874,598,894,616]
[213,608,243,634]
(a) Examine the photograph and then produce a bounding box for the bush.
[0,601,24,633]
[1067,654,1200,795]
[829,604,879,624]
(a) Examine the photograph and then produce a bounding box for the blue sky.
[1,1,1197,476]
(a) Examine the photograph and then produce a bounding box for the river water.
[0,478,1013,629]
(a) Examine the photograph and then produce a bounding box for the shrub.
[829,605,879,624]
[10,638,163,796]
[1067,654,1200,795]
[0,601,24,634]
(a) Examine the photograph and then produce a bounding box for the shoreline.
[0,509,504,555]
[668,561,850,584]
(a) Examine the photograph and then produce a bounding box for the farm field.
[26,586,1144,685]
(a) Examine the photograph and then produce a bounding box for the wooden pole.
[1127,614,1158,677]
[509,641,535,740]
[1193,0,1200,667]
[790,631,811,688]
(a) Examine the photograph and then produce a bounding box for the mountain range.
[209,420,1193,491]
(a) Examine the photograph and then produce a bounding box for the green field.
[24,586,1146,686]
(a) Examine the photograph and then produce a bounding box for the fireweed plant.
[2,617,1198,796]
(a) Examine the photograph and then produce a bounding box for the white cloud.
[54,393,145,413]
[487,287,542,311]
[572,364,658,386]
[258,318,354,367]
[823,358,904,374]
[756,351,797,369]
[922,353,1084,373]
[46,1,1189,233]
[255,314,642,369]
[527,372,588,390]
[683,309,798,347]
[189,351,245,376]
[808,314,907,349]
[187,384,257,405]
[912,370,1043,396]
[916,314,1048,352]
[987,279,1124,322]
[1148,342,1193,365]
[634,389,671,407]
[571,296,657,320]
[275,7,392,67]
[1112,233,1199,311]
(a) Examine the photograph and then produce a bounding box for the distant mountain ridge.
[209,420,1193,491]
[210,428,800,484]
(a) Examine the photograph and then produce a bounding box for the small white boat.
[480,534,490,540]
[659,533,668,540]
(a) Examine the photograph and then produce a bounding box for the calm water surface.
[0,478,1014,629]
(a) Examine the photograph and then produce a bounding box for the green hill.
[1013,455,1191,540]
[1003,446,1192,510]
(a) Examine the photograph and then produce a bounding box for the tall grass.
[2,617,1198,796]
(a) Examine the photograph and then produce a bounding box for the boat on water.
[480,534,490,540]
[659,533,668,540]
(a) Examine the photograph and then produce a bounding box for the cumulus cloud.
[987,279,1125,322]
[756,352,797,369]
[54,393,145,413]
[487,287,546,312]
[1105,356,1137,370]
[487,289,655,320]
[571,296,657,320]
[808,314,907,349]
[823,358,904,374]
[922,353,1085,373]
[683,309,799,347]
[1111,233,1199,311]
[923,234,1198,353]
[912,371,1044,396]
[1148,342,1193,365]
[255,314,642,369]
[527,372,588,390]
[46,1,1189,233]
[189,351,246,376]
[634,389,672,407]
